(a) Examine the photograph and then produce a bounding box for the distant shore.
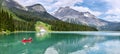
[13,31,35,33]
[0,31,35,35]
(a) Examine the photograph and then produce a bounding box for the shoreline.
[0,31,36,35]
[13,31,35,33]
[0,31,120,35]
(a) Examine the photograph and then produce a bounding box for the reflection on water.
[36,32,46,36]
[70,40,120,54]
[0,32,120,54]
[36,32,51,41]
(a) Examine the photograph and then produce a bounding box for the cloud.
[53,0,83,6]
[105,0,120,16]
[46,0,83,12]
[14,0,102,17]
[14,0,83,11]
[14,0,44,6]
[105,0,120,8]
[43,0,55,3]
[106,8,120,15]
[103,15,120,22]
[104,8,120,22]
[101,0,120,22]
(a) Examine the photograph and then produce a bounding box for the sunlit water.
[0,31,120,54]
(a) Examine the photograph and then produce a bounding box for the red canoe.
[22,38,32,43]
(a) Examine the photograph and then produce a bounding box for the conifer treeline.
[0,8,35,32]
[0,9,14,31]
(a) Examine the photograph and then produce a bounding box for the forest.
[9,7,97,31]
[0,8,35,32]
[0,7,97,32]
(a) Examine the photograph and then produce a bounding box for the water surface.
[0,31,120,54]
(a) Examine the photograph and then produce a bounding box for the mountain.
[53,6,108,27]
[3,0,58,21]
[26,4,46,13]
[3,0,26,10]
[0,0,97,31]
[53,6,120,31]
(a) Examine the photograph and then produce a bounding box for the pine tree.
[0,9,14,31]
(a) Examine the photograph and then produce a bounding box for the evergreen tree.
[0,9,14,31]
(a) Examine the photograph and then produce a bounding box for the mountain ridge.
[26,4,46,13]
[0,0,97,31]
[53,6,120,31]
[53,6,108,26]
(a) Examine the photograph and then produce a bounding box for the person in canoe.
[22,37,32,45]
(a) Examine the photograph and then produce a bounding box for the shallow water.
[0,31,120,54]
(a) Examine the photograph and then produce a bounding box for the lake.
[0,31,120,54]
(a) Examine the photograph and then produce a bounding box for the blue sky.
[14,0,120,22]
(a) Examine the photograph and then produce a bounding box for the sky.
[14,0,120,22]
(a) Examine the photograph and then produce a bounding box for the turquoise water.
[0,32,120,54]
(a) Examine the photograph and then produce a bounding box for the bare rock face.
[3,0,46,12]
[53,6,108,27]
[3,0,26,10]
[26,4,46,13]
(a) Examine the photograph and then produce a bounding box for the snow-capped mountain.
[53,6,108,27]
[53,6,120,31]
